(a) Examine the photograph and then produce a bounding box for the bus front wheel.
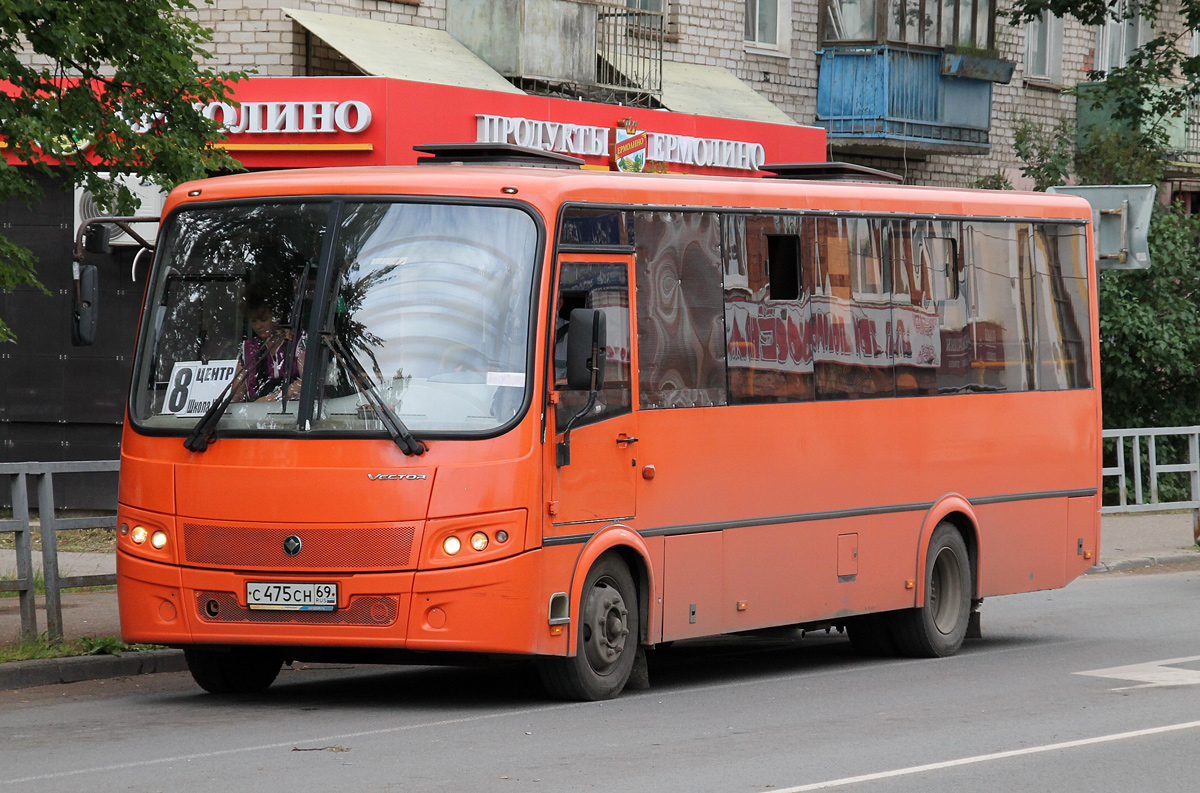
[890,522,971,658]
[537,553,639,701]
[184,646,283,694]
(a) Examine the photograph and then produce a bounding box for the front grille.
[195,591,399,626]
[183,522,417,570]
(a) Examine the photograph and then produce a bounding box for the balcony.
[816,46,997,156]
[447,0,663,108]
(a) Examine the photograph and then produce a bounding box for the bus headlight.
[130,526,149,545]
[470,532,489,552]
[150,531,168,550]
[443,536,462,556]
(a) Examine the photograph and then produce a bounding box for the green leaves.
[1012,119,1073,191]
[1098,203,1200,429]
[0,0,246,340]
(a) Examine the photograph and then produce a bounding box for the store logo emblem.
[612,117,648,173]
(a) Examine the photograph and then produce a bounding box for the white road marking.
[770,720,1200,792]
[1075,655,1200,689]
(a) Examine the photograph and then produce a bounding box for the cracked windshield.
[131,201,539,435]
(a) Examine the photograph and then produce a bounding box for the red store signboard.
[210,76,827,174]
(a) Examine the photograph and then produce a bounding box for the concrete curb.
[1086,552,1200,574]
[0,649,186,692]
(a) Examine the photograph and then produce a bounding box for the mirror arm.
[556,391,597,468]
[555,332,604,468]
[72,215,158,264]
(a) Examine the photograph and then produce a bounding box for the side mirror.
[83,224,112,255]
[566,308,606,391]
[72,264,98,346]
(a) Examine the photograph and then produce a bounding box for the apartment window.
[1026,11,1063,84]
[745,0,779,46]
[627,0,663,9]
[823,0,993,48]
[1095,0,1152,73]
[825,0,876,41]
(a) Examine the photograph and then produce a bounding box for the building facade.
[183,0,1110,187]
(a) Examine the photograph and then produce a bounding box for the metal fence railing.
[1102,427,1200,537]
[0,461,120,642]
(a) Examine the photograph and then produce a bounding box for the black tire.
[846,612,899,657]
[538,553,639,701]
[183,646,283,694]
[890,522,972,658]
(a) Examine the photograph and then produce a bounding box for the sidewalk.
[1,512,1197,689]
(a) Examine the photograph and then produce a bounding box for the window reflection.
[314,203,538,433]
[131,201,538,435]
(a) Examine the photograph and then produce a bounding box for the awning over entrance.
[282,8,524,95]
[658,62,797,126]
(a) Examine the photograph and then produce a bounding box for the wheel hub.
[583,580,628,675]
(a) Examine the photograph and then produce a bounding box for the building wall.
[0,174,141,507]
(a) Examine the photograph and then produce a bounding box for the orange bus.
[108,148,1100,700]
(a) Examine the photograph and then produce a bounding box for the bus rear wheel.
[537,553,639,701]
[184,646,283,694]
[890,522,971,658]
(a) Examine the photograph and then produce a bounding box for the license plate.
[246,582,338,611]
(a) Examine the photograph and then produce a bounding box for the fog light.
[495,530,509,543]
[119,523,129,536]
[470,532,489,551]
[130,526,148,545]
[443,536,462,556]
[151,531,168,550]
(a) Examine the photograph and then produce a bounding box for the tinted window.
[634,211,727,409]
[813,216,893,399]
[724,214,814,404]
[964,221,1034,393]
[1032,224,1092,389]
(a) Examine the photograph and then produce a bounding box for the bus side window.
[1031,223,1091,390]
[965,221,1034,393]
[634,211,727,409]
[724,213,814,405]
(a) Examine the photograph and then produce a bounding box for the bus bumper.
[117,548,545,655]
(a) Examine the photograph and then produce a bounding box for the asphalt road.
[3,563,1199,793]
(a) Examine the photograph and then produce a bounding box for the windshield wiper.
[324,332,426,456]
[182,332,289,452]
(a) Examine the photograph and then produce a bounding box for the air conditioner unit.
[74,174,168,247]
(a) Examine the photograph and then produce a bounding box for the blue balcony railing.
[816,46,994,153]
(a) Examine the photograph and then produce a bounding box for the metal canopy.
[282,8,525,94]
[658,62,798,126]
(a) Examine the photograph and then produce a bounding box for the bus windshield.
[130,200,539,436]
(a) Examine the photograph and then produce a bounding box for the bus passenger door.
[550,256,637,525]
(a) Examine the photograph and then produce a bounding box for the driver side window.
[553,260,632,432]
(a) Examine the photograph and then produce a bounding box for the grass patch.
[0,569,116,599]
[0,526,117,554]
[0,568,45,598]
[0,634,165,664]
